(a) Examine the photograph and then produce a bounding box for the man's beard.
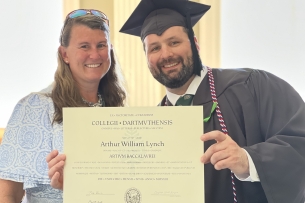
[149,56,194,89]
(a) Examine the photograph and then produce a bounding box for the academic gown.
[159,68,305,203]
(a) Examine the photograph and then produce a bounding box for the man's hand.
[46,150,66,190]
[200,130,249,177]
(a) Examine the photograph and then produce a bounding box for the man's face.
[143,26,194,89]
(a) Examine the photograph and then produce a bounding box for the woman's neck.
[78,83,99,103]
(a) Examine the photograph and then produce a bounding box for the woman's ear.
[194,36,200,52]
[59,46,69,64]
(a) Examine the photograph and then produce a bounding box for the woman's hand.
[46,150,66,190]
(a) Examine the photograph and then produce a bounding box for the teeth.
[86,64,101,68]
[164,63,178,68]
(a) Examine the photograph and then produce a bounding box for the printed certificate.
[63,106,204,203]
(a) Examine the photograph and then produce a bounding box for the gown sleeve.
[244,69,305,203]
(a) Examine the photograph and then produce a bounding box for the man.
[119,0,305,202]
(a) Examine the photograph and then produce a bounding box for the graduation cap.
[120,0,211,76]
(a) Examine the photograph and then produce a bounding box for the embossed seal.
[125,187,141,203]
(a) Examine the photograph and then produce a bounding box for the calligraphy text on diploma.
[63,107,204,203]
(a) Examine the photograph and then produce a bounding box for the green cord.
[203,102,218,122]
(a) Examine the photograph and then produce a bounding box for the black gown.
[159,68,305,203]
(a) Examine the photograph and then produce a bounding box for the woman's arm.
[0,179,24,203]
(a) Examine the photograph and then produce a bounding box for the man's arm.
[245,69,305,202]
[0,179,24,203]
[234,149,260,181]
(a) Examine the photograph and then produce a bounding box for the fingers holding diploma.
[200,130,250,176]
[46,150,66,190]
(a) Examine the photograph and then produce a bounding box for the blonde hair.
[51,15,126,124]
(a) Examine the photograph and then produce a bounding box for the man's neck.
[166,74,196,95]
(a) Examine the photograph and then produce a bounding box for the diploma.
[63,106,204,203]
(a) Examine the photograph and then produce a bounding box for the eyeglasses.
[60,9,109,45]
[65,9,109,26]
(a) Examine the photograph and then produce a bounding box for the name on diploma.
[101,141,165,148]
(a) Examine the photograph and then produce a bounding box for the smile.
[85,63,102,68]
[163,62,178,68]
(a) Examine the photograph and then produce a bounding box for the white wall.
[0,1,62,127]
[221,0,305,100]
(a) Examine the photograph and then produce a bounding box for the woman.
[0,9,126,203]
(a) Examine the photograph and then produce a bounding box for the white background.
[221,0,305,100]
[0,1,62,127]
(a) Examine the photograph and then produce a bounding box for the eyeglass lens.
[68,9,107,19]
[91,10,107,19]
[69,9,88,19]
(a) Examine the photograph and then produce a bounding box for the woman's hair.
[51,14,127,124]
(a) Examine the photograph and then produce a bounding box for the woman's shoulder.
[17,92,53,108]
[7,92,55,128]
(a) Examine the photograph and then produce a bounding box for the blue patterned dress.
[0,92,63,202]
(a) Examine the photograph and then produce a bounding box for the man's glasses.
[65,9,109,26]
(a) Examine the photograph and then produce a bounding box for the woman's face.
[60,24,111,86]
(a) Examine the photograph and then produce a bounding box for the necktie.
[175,94,194,106]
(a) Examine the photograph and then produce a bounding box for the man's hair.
[51,15,127,124]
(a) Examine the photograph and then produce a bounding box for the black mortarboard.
[120,0,211,76]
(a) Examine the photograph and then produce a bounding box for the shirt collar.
[166,66,207,105]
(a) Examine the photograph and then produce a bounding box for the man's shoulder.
[212,68,255,80]
[157,96,167,106]
[210,68,261,88]
[201,68,266,98]
[211,67,287,87]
